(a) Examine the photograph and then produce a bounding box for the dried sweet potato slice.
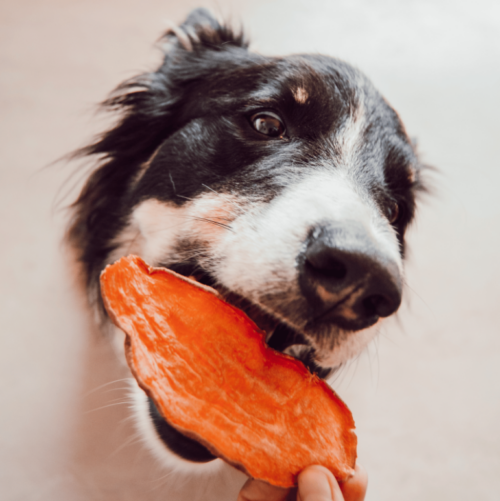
[100,255,357,487]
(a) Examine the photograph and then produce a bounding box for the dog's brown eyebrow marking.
[408,166,417,184]
[292,87,309,104]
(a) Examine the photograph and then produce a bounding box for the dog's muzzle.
[298,222,402,331]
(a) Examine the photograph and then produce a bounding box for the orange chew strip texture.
[100,255,357,487]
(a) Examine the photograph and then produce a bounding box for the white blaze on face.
[212,168,402,298]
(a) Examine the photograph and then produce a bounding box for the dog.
[68,7,425,486]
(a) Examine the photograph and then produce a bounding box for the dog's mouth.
[165,262,336,380]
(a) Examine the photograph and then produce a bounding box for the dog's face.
[69,8,424,466]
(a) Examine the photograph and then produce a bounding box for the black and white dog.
[68,8,424,479]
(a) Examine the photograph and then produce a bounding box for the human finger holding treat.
[238,463,367,501]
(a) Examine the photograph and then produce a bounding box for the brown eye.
[386,202,400,224]
[251,112,285,138]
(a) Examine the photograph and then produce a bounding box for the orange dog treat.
[100,255,357,487]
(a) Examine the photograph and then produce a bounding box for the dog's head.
[69,8,425,377]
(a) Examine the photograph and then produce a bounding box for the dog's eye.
[386,202,400,224]
[251,112,285,138]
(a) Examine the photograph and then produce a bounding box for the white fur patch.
[338,99,366,164]
[213,169,402,297]
[107,200,181,267]
[314,322,382,368]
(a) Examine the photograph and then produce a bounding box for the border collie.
[68,7,425,482]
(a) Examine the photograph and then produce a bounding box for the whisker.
[83,378,133,398]
[403,279,437,319]
[125,229,142,255]
[329,361,350,387]
[100,386,135,395]
[108,432,145,458]
[189,216,234,232]
[345,352,362,389]
[371,332,381,391]
[85,399,131,414]
[169,172,176,193]
[201,183,217,194]
[127,214,234,235]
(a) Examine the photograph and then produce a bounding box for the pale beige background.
[1,1,499,500]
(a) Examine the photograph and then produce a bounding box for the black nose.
[298,223,402,330]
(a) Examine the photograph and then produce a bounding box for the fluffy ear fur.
[163,8,248,52]
[67,9,248,294]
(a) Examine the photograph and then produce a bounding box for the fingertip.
[355,462,368,485]
[339,462,368,501]
[298,465,343,500]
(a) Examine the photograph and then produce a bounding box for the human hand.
[237,463,367,501]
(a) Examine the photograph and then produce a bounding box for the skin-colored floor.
[1,0,499,500]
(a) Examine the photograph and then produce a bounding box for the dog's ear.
[68,10,250,288]
[163,8,248,52]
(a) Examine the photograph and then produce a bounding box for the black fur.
[148,397,216,462]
